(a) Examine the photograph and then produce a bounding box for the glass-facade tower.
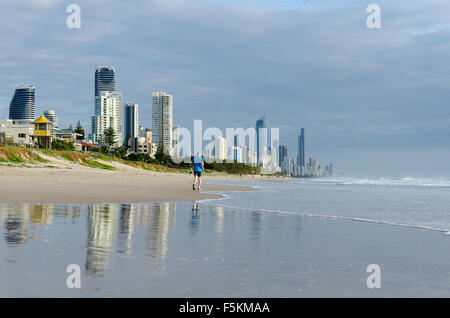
[9,85,35,121]
[95,66,115,97]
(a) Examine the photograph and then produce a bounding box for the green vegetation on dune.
[93,154,113,162]
[0,144,47,164]
[7,153,24,163]
[82,160,116,170]
[58,151,115,170]
[41,149,56,157]
[0,143,260,175]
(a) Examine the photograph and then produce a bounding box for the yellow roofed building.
[33,114,54,149]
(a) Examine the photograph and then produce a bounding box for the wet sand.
[0,167,254,203]
[1,201,450,297]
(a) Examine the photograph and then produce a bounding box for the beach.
[0,166,255,203]
[1,164,449,297]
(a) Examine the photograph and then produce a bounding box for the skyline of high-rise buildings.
[9,85,35,122]
[1,66,331,176]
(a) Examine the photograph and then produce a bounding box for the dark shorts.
[194,171,202,177]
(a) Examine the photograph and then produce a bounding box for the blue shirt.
[192,156,204,172]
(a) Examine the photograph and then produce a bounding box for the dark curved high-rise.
[9,85,35,121]
[95,66,115,96]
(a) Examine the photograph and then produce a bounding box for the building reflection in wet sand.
[1,203,56,245]
[1,202,177,277]
[85,203,119,277]
[0,201,282,280]
[84,202,177,276]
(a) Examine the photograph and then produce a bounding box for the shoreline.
[0,166,256,204]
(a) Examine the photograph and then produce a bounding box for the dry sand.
[0,165,255,204]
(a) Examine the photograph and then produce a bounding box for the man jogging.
[191,152,204,191]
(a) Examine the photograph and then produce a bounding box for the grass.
[115,158,188,173]
[0,144,48,164]
[82,160,116,170]
[57,151,115,170]
[7,153,24,163]
[93,154,113,162]
[41,149,56,157]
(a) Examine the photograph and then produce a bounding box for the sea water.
[204,177,450,233]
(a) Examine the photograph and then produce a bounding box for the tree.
[112,146,127,158]
[51,139,75,151]
[104,126,116,147]
[68,123,73,132]
[154,140,173,165]
[74,120,85,141]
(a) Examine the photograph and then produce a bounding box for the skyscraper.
[9,85,35,122]
[43,110,58,128]
[95,66,115,97]
[297,128,305,167]
[123,102,138,146]
[152,92,173,155]
[279,144,288,168]
[172,125,180,158]
[255,115,267,165]
[92,91,122,146]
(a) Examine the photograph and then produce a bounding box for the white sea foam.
[309,177,450,188]
[200,200,450,234]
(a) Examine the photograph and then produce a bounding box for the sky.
[0,0,449,178]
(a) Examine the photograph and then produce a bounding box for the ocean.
[1,177,450,297]
[204,177,450,234]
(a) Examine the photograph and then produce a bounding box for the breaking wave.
[331,177,450,188]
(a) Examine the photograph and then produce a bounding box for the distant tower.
[95,66,115,97]
[152,92,173,155]
[297,128,305,167]
[279,144,288,168]
[43,110,58,128]
[255,115,267,166]
[172,125,180,158]
[123,103,138,146]
[138,126,145,138]
[9,85,35,122]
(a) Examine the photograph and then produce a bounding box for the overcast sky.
[1,0,449,177]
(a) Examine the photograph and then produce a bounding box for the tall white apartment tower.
[92,91,122,146]
[152,92,173,155]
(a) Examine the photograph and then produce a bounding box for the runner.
[191,152,204,191]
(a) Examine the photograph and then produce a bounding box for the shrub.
[52,139,75,151]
